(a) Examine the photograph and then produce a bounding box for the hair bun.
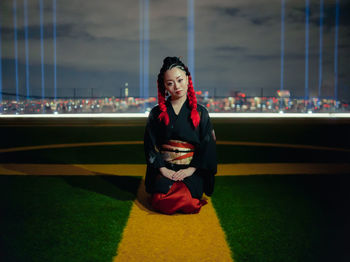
[163,56,181,64]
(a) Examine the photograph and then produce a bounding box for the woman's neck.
[170,95,187,107]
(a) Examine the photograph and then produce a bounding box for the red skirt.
[151,181,207,215]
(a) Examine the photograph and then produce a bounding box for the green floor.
[0,118,349,261]
[1,174,349,262]
[1,144,349,164]
[212,175,350,262]
[0,175,141,262]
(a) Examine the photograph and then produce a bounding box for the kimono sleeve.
[144,108,166,169]
[189,106,217,196]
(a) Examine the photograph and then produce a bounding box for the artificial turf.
[0,175,141,262]
[1,118,349,261]
[0,144,348,164]
[1,118,350,149]
[1,119,349,165]
[211,175,350,262]
[2,174,350,262]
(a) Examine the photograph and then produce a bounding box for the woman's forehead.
[164,67,186,80]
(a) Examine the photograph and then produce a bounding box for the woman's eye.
[178,79,183,82]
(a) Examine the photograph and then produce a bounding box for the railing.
[0,96,349,114]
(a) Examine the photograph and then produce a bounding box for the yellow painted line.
[217,140,350,152]
[0,141,143,154]
[0,164,144,176]
[72,164,146,176]
[1,140,350,154]
[0,165,26,175]
[0,123,145,127]
[113,180,233,262]
[0,163,349,175]
[218,163,350,175]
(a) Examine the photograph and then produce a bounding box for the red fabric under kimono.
[151,181,208,215]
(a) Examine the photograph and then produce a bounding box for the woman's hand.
[172,167,196,181]
[159,167,176,180]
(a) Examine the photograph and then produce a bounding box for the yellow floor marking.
[0,163,349,176]
[217,140,350,152]
[0,164,96,175]
[73,164,145,176]
[1,141,349,154]
[0,123,145,127]
[113,180,233,262]
[0,165,26,175]
[0,141,143,154]
[218,163,350,175]
[0,164,144,175]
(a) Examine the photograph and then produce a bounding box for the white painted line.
[0,113,349,118]
[209,113,350,118]
[0,113,149,118]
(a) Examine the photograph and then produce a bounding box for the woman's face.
[163,67,188,100]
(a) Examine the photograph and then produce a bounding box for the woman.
[144,56,217,215]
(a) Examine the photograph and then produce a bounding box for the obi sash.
[160,140,195,165]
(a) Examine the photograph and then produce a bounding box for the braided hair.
[157,56,200,128]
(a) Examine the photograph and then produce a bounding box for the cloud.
[214,7,241,18]
[0,0,349,99]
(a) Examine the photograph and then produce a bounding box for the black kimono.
[144,98,217,199]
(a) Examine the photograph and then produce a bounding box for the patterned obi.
[160,140,195,165]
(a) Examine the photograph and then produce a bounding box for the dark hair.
[157,57,200,128]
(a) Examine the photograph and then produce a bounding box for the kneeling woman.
[144,57,217,215]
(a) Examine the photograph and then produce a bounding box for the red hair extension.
[156,61,200,129]
[157,80,170,126]
[186,74,200,128]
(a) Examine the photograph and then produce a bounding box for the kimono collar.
[165,96,190,109]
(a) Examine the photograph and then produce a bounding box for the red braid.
[157,80,169,126]
[186,73,200,128]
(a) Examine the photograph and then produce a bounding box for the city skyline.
[0,0,349,100]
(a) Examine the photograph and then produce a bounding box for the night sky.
[0,0,349,100]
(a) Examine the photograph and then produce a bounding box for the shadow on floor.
[61,174,142,201]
